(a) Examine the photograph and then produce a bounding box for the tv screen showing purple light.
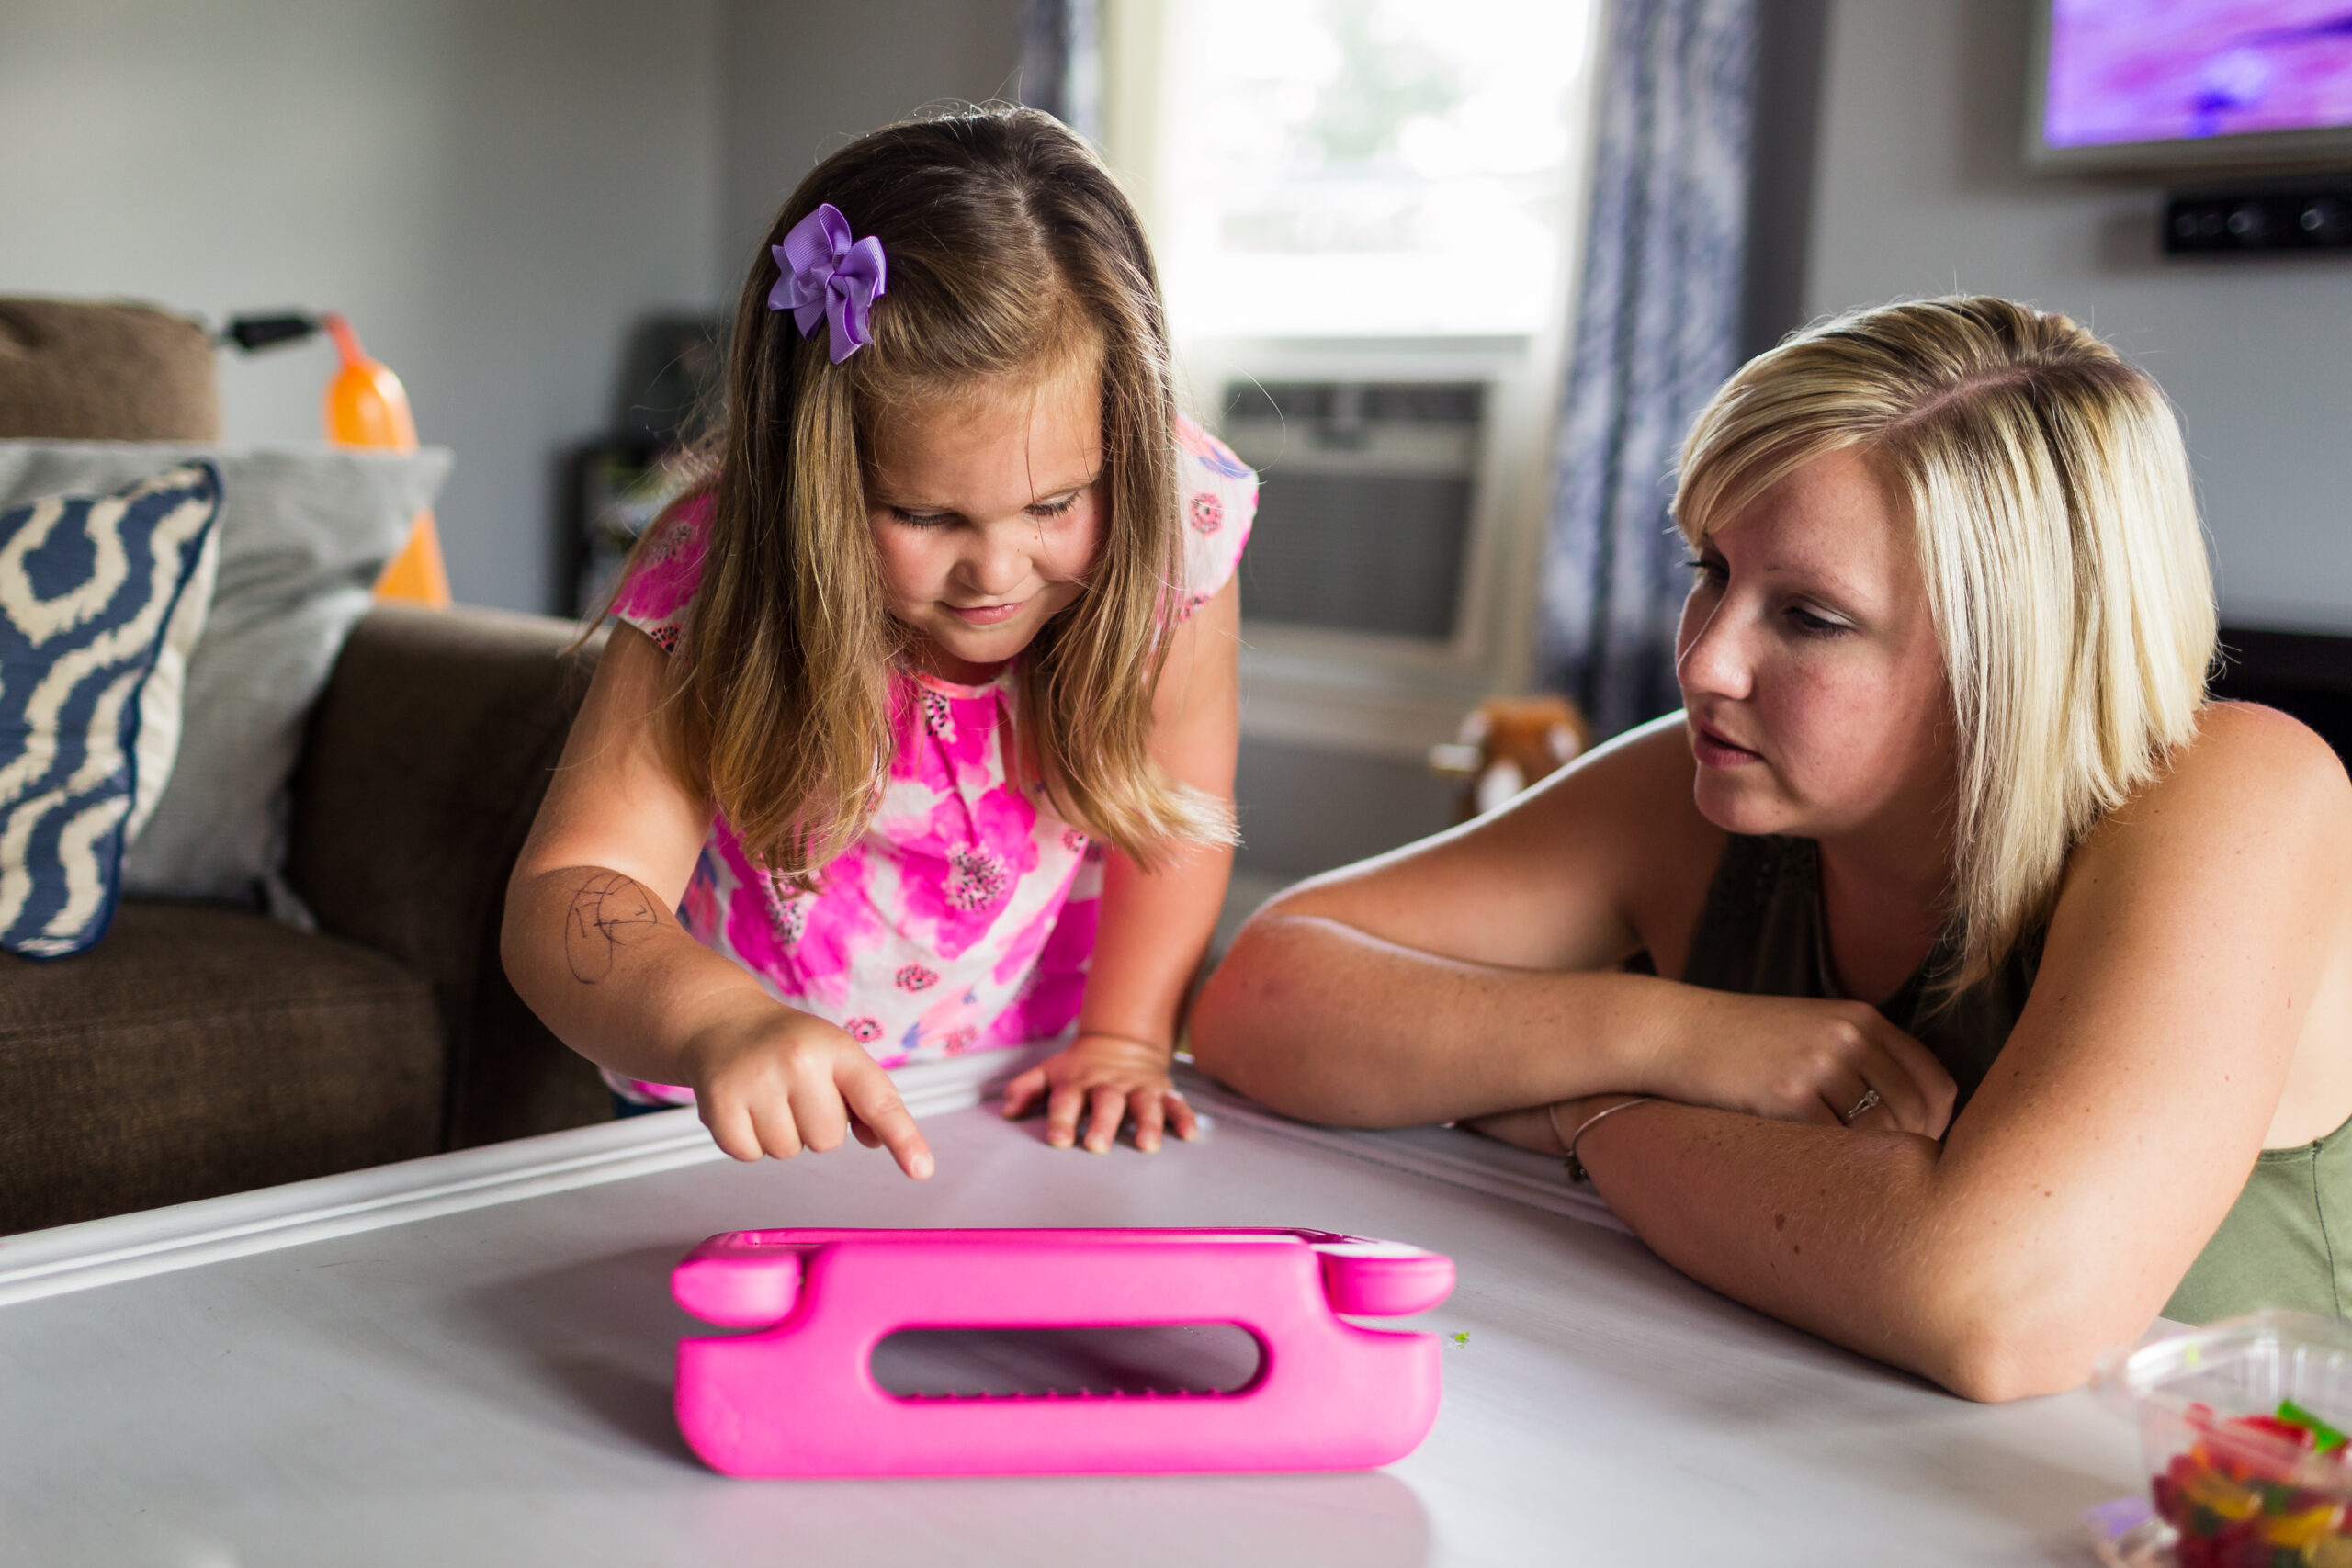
[2044,1,2352,148]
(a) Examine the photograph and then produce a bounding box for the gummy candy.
[2158,1402,2352,1566]
[2284,1402,2350,1455]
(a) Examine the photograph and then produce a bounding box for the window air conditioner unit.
[1218,379,1486,645]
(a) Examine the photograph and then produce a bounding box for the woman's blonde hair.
[1674,296,2216,994]
[646,106,1232,886]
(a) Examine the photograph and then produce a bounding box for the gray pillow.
[0,443,452,912]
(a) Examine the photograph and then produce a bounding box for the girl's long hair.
[1674,297,2216,998]
[650,106,1231,886]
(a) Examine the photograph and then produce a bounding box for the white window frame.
[1101,0,1607,760]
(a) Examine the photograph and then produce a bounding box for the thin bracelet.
[1553,1096,1660,1185]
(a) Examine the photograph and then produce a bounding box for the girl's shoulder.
[611,489,716,654]
[1175,413,1255,484]
[1171,413,1257,614]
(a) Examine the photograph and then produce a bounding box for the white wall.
[0,0,1035,612]
[716,0,1023,292]
[1807,0,2352,631]
[0,0,724,613]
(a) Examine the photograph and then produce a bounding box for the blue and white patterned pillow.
[0,462,223,957]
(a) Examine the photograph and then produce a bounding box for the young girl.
[503,107,1254,1176]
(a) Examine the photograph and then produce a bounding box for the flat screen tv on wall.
[2028,1,2352,174]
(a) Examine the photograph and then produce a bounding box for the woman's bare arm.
[1562,703,2352,1400]
[1192,717,1958,1134]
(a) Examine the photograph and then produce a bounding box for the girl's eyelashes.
[880,493,1082,527]
[1684,554,1728,585]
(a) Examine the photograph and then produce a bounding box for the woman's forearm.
[1569,1100,2112,1401]
[501,863,779,1085]
[1191,912,1691,1126]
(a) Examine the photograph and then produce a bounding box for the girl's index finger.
[840,1060,934,1179]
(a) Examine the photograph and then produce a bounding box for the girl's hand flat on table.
[1001,1033,1201,1153]
[1648,991,1956,1138]
[681,1008,935,1179]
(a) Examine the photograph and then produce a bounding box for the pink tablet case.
[672,1226,1456,1477]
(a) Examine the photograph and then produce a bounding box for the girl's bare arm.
[501,625,930,1173]
[503,626,744,1072]
[1001,578,1242,1151]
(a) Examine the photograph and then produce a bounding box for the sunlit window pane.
[1158,0,1597,339]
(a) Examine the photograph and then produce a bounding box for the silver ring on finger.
[1841,1087,1883,1124]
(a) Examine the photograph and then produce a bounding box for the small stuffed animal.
[1429,694,1591,822]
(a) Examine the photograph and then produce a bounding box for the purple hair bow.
[769,203,888,363]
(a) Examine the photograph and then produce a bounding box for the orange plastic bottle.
[321,313,452,606]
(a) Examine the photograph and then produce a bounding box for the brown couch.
[0,298,609,1233]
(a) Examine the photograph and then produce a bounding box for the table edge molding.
[1177,1072,1629,1235]
[0,1049,1029,1308]
[0,1052,1623,1308]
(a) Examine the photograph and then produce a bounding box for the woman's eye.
[1786,604,1847,637]
[1684,557,1727,586]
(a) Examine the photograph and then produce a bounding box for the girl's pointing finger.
[842,1063,934,1179]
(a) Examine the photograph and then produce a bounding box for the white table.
[0,1058,2141,1565]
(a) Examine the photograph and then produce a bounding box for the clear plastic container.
[2094,1312,2352,1568]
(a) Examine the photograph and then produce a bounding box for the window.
[1102,0,1603,754]
[1150,0,1598,341]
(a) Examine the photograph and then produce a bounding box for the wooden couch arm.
[285,604,611,1147]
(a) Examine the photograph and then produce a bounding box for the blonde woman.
[1192,296,2352,1401]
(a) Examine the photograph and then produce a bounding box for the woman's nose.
[1674,588,1753,703]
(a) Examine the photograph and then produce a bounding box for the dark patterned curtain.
[1540,0,1758,739]
[1017,0,1101,144]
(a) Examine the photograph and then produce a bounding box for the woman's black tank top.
[1679,833,2352,1323]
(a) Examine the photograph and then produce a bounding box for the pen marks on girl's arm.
[565,872,662,983]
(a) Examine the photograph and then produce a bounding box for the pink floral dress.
[605,416,1256,1104]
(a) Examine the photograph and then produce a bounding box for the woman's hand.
[1645,992,1955,1137]
[681,1006,935,1179]
[1000,1033,1201,1153]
